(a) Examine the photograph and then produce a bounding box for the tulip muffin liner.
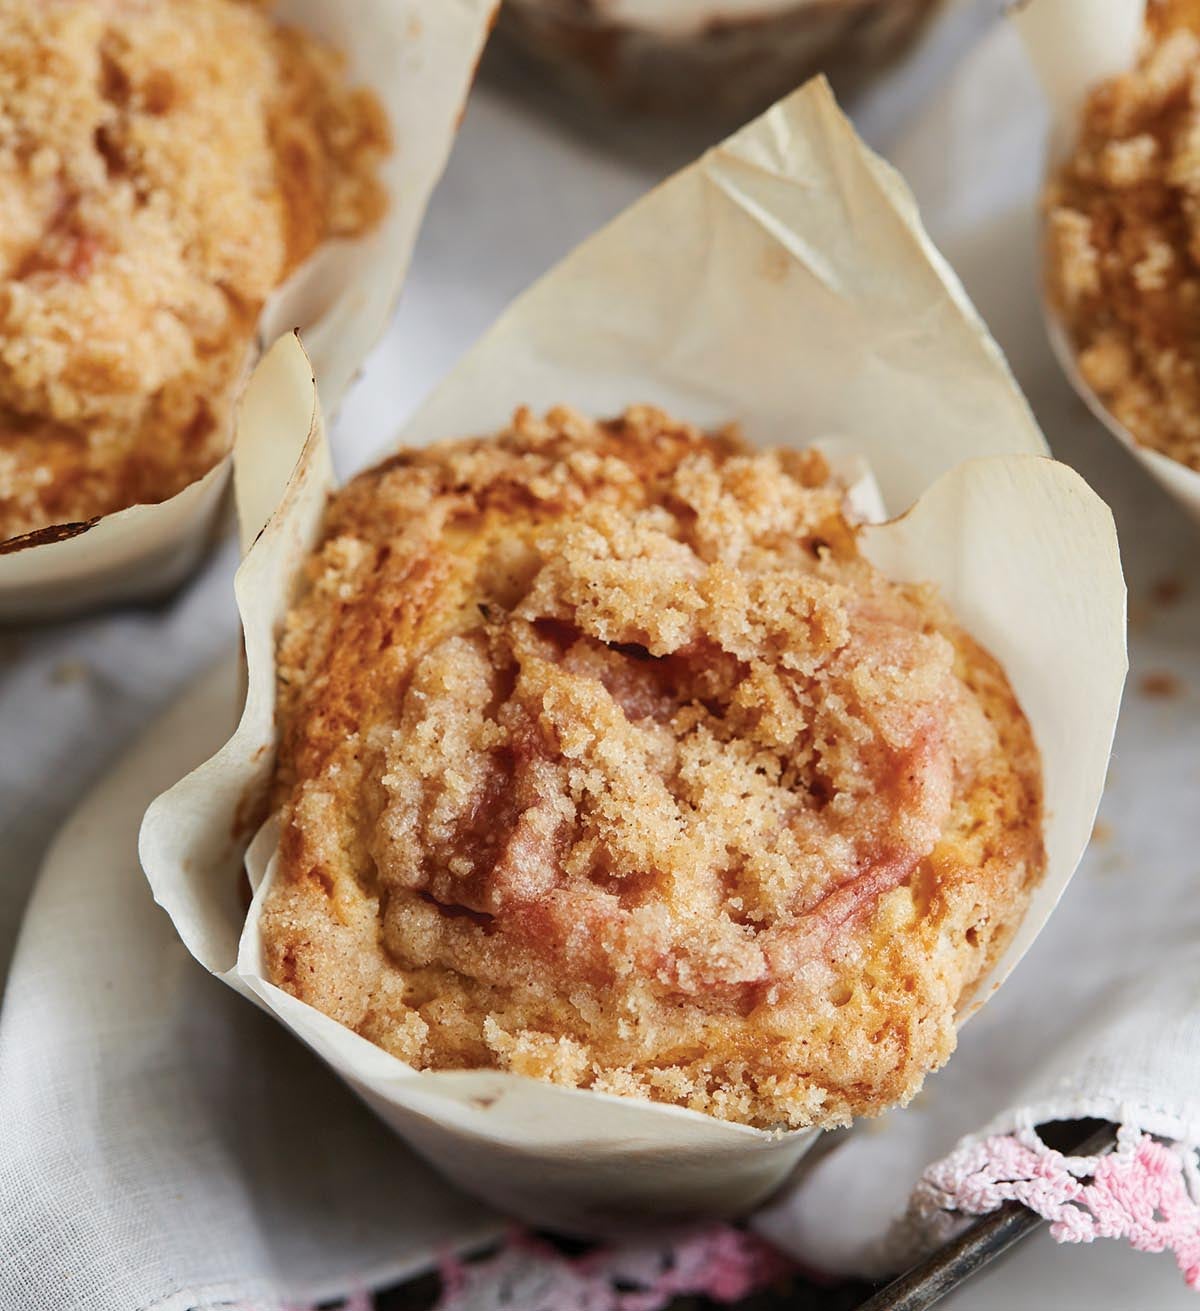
[141,80,1127,1236]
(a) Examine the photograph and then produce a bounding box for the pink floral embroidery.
[915,1128,1200,1289]
[252,1225,790,1310]
[432,1224,793,1311]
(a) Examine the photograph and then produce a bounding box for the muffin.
[1045,0,1200,472]
[495,0,941,118]
[260,405,1045,1131]
[0,0,389,541]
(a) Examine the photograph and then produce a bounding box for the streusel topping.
[263,407,1044,1129]
[1046,0,1200,470]
[0,0,388,539]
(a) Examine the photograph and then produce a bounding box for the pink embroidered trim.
[433,1224,794,1311]
[257,1226,790,1310]
[914,1128,1200,1290]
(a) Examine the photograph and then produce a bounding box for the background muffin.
[1045,0,1200,473]
[0,0,388,540]
[492,0,941,117]
[262,405,1044,1130]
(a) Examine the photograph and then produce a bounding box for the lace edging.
[250,1226,790,1311]
[431,1224,793,1311]
[906,1124,1200,1290]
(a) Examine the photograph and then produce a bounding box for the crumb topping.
[262,407,1044,1130]
[0,0,388,539]
[1046,0,1200,471]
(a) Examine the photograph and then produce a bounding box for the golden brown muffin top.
[263,407,1044,1130]
[1046,0,1200,471]
[0,0,388,540]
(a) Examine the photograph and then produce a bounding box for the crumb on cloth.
[1140,669,1184,697]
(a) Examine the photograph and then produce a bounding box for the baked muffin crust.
[1046,0,1200,471]
[0,0,388,539]
[263,407,1044,1130]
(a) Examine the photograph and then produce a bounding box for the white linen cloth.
[2,7,1199,1308]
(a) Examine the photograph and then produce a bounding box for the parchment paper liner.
[140,80,1127,1235]
[1014,0,1200,522]
[0,0,497,623]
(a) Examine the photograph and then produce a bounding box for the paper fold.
[0,0,497,623]
[141,80,1127,1234]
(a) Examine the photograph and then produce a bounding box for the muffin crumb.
[1141,669,1184,697]
[1151,574,1186,606]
